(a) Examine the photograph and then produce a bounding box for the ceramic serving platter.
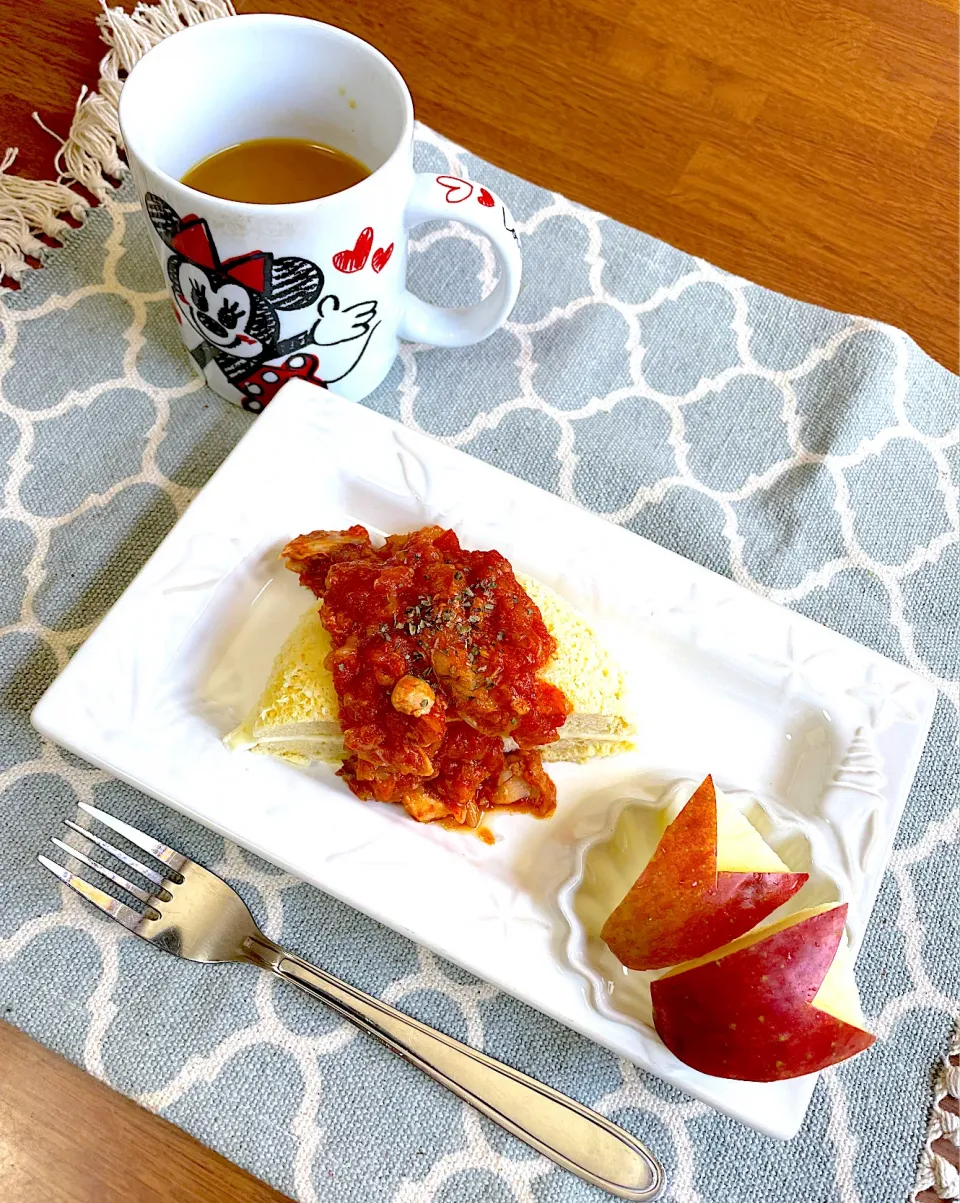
[32,382,937,1138]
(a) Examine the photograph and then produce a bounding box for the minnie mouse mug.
[119,14,522,412]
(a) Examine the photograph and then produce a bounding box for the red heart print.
[477,188,495,207]
[436,175,474,204]
[371,243,394,273]
[333,226,373,273]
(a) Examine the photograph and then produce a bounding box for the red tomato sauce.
[282,525,571,826]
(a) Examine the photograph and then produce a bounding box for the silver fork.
[40,801,664,1200]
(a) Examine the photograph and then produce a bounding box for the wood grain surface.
[245,0,960,371]
[0,1,957,1200]
[0,1020,292,1202]
[1,0,957,368]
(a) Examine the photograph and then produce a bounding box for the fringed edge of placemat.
[0,0,235,284]
[914,1022,960,1202]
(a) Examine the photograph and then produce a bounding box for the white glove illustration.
[312,295,379,346]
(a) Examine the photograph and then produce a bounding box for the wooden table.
[0,1,957,1199]
[3,0,957,370]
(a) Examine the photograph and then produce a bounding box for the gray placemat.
[1,125,958,1203]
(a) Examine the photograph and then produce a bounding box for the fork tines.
[37,855,147,931]
[38,802,187,932]
[50,835,156,904]
[76,802,186,872]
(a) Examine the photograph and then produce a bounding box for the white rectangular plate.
[33,382,937,1138]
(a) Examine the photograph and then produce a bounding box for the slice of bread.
[227,574,634,765]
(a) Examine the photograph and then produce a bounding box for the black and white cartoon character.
[145,193,380,412]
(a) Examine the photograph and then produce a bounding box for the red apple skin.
[650,904,876,1081]
[601,776,808,970]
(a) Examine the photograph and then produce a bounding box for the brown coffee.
[181,138,370,204]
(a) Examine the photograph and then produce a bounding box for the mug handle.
[398,173,522,347]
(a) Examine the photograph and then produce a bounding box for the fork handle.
[246,936,663,1200]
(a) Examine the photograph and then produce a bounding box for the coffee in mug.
[181,138,371,205]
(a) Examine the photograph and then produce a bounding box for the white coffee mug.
[119,14,521,412]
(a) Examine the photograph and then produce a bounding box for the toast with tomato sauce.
[227,573,634,766]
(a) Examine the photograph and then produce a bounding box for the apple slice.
[601,776,807,970]
[651,903,876,1080]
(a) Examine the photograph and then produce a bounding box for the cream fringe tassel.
[0,0,235,283]
[913,1022,959,1202]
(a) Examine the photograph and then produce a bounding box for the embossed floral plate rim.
[32,381,937,1139]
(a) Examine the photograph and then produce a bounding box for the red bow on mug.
[171,215,268,293]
